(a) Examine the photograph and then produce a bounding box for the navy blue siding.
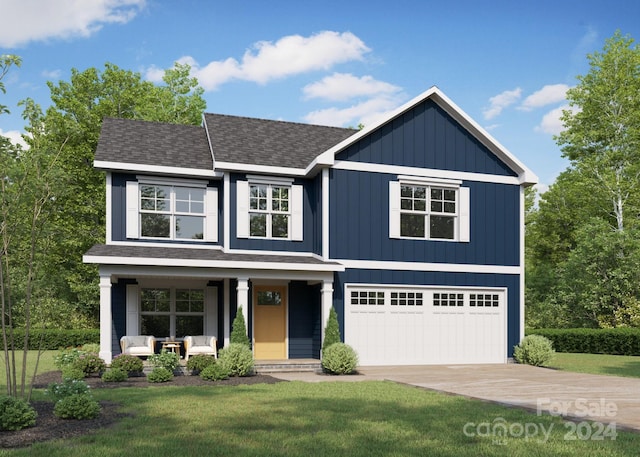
[329,169,520,266]
[110,172,222,245]
[333,270,521,357]
[230,173,316,252]
[311,174,323,256]
[111,278,137,356]
[336,99,516,177]
[288,281,321,359]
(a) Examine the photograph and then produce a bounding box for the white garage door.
[345,285,506,366]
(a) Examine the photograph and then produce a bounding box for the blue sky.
[1,0,639,189]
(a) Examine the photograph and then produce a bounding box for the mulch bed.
[0,370,285,449]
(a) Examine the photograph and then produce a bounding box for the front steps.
[254,359,322,374]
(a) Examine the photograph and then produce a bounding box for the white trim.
[202,112,216,169]
[236,180,249,238]
[224,173,230,249]
[126,284,139,335]
[106,240,223,250]
[519,186,526,342]
[337,259,520,275]
[204,187,218,242]
[459,187,470,243]
[125,181,139,239]
[205,286,218,337]
[398,175,462,187]
[94,160,223,178]
[106,173,112,243]
[334,160,521,185]
[246,175,294,185]
[136,175,210,187]
[99,275,113,363]
[215,161,306,177]
[223,279,230,346]
[322,168,330,259]
[388,181,400,239]
[291,184,303,241]
[345,282,508,293]
[312,86,538,186]
[85,254,345,272]
[225,248,322,259]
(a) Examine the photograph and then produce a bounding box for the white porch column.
[321,280,334,349]
[236,277,249,337]
[223,278,230,346]
[99,274,113,364]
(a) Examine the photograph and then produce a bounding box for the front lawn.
[1,381,638,456]
[549,353,640,378]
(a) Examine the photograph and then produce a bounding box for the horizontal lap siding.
[329,169,520,266]
[333,270,521,357]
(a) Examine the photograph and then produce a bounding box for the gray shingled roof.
[95,118,213,170]
[203,113,357,169]
[85,244,342,269]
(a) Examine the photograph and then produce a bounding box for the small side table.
[161,341,181,357]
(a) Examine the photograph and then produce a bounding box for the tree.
[230,308,250,348]
[322,307,341,355]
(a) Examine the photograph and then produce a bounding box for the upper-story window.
[249,184,290,238]
[389,176,470,242]
[237,176,303,241]
[126,177,218,242]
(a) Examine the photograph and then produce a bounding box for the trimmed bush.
[102,368,128,382]
[148,350,180,372]
[322,343,358,375]
[322,307,341,356]
[219,343,254,377]
[110,354,144,374]
[61,366,86,381]
[3,329,99,350]
[54,394,101,420]
[54,347,84,370]
[46,378,91,402]
[514,335,555,366]
[0,396,37,431]
[528,328,640,355]
[80,343,100,354]
[200,362,231,381]
[73,353,106,377]
[147,367,174,383]
[186,354,216,374]
[230,308,250,348]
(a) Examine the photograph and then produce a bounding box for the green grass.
[0,350,57,394]
[0,381,638,457]
[549,353,640,378]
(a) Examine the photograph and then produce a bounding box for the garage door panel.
[346,286,506,366]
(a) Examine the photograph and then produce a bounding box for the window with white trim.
[389,178,470,242]
[140,288,205,337]
[126,179,218,242]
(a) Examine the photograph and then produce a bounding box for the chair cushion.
[128,336,148,347]
[192,336,209,347]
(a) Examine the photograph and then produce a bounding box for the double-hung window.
[236,177,304,241]
[249,184,290,238]
[140,288,205,337]
[126,178,218,242]
[390,177,469,242]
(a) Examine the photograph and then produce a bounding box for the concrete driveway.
[273,364,640,432]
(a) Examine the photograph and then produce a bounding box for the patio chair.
[120,335,156,357]
[183,336,217,361]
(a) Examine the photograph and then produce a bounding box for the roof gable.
[203,113,356,170]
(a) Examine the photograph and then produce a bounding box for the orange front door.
[253,286,287,360]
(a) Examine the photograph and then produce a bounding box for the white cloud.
[303,94,404,128]
[0,0,146,48]
[483,88,522,120]
[0,129,28,149]
[520,84,570,111]
[41,69,62,79]
[156,31,370,91]
[535,105,572,135]
[303,73,400,102]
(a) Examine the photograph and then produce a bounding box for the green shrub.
[110,354,144,374]
[54,394,101,420]
[200,362,231,381]
[80,343,100,354]
[54,347,84,369]
[0,396,37,431]
[230,308,250,348]
[147,367,174,383]
[148,350,180,372]
[3,329,99,351]
[219,343,254,377]
[514,335,555,366]
[186,354,216,374]
[46,378,91,402]
[61,366,86,381]
[322,343,358,375]
[322,307,341,356]
[101,368,128,382]
[72,353,106,377]
[527,328,640,355]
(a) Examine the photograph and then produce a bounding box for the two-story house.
[84,86,537,365]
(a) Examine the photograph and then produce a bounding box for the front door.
[253,285,287,360]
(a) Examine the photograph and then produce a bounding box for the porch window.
[140,288,204,337]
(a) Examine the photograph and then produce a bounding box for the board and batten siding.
[329,169,520,266]
[335,99,517,177]
[288,281,322,359]
[332,269,521,358]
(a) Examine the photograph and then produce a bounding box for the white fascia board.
[202,113,217,170]
[333,161,522,185]
[313,86,538,186]
[213,161,306,177]
[337,259,521,275]
[94,160,223,179]
[83,254,345,272]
